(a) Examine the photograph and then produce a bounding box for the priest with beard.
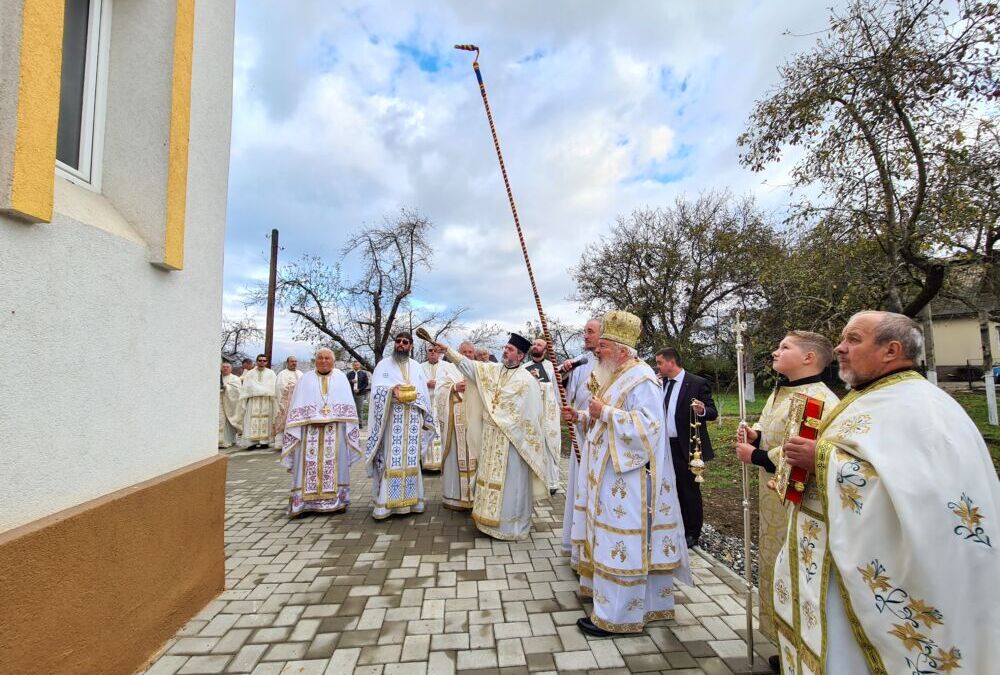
[436,332,549,540]
[365,332,436,520]
[562,311,689,637]
[421,344,462,471]
[239,353,277,449]
[524,337,562,494]
[439,341,482,510]
[219,362,242,448]
[558,318,601,564]
[280,348,361,517]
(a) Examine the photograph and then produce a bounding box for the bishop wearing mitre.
[563,311,690,636]
[421,344,462,471]
[437,332,548,541]
[364,332,436,520]
[280,348,361,517]
[219,362,242,448]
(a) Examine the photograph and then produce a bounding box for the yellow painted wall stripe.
[9,0,64,223]
[162,0,195,270]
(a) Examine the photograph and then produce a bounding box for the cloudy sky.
[224,1,844,361]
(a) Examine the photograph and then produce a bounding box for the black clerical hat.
[507,332,531,354]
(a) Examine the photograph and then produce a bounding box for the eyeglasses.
[395,338,411,345]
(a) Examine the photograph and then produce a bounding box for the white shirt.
[663,369,686,438]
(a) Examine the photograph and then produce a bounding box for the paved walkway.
[143,448,776,675]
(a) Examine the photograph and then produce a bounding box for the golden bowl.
[398,384,418,404]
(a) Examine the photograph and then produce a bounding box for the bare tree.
[221,317,264,363]
[522,318,583,362]
[247,209,465,371]
[462,321,507,353]
[573,192,781,357]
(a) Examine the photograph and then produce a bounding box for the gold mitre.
[601,310,641,348]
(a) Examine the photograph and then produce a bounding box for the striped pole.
[455,45,580,464]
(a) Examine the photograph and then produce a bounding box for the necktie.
[663,378,676,408]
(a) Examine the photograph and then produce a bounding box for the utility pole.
[264,229,279,365]
[920,304,938,385]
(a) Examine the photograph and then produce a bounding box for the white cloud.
[223,0,849,353]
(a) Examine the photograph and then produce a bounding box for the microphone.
[562,355,589,373]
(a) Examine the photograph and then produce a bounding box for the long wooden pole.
[264,228,279,365]
[455,45,580,463]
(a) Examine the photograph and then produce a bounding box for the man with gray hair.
[773,311,999,673]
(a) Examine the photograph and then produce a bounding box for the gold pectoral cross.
[322,404,331,416]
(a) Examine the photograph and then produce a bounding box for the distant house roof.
[931,295,1000,319]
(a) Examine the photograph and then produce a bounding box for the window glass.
[57,0,91,170]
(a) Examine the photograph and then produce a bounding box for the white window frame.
[56,0,112,192]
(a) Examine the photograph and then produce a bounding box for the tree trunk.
[979,310,998,426]
[920,304,937,386]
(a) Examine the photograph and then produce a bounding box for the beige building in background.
[0,1,235,674]
[929,301,1000,379]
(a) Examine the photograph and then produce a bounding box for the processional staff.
[735,311,756,670]
[454,44,580,463]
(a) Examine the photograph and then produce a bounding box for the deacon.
[364,332,435,520]
[279,348,360,516]
[562,311,689,636]
[239,354,277,449]
[218,362,242,448]
[733,331,839,669]
[524,337,562,494]
[558,318,601,564]
[438,332,548,540]
[273,356,304,448]
[421,344,462,471]
[774,311,999,674]
[439,342,481,510]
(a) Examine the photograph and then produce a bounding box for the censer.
[688,399,706,483]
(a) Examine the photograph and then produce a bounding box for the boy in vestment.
[734,331,839,672]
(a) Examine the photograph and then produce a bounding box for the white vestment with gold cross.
[771,371,1000,675]
[448,350,548,541]
[280,369,360,516]
[438,370,479,511]
[239,367,277,445]
[563,355,594,560]
[753,379,839,644]
[575,359,691,633]
[421,359,462,470]
[365,357,435,520]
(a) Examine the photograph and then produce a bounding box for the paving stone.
[143,447,771,675]
[178,655,232,674]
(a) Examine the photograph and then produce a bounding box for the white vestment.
[364,357,435,520]
[218,373,242,448]
[524,359,563,491]
[771,371,1000,675]
[575,359,691,633]
[562,355,594,559]
[273,368,303,447]
[449,350,548,541]
[280,369,360,516]
[421,359,462,470]
[239,368,277,446]
[438,370,480,511]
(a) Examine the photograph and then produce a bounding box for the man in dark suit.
[654,348,717,548]
[346,360,370,428]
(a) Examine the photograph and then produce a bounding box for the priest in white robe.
[439,332,549,540]
[439,342,481,511]
[774,311,1000,675]
[421,345,462,471]
[219,362,242,448]
[280,348,361,517]
[524,338,563,494]
[273,356,304,448]
[563,311,690,636]
[239,354,277,449]
[558,318,601,563]
[364,332,435,520]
